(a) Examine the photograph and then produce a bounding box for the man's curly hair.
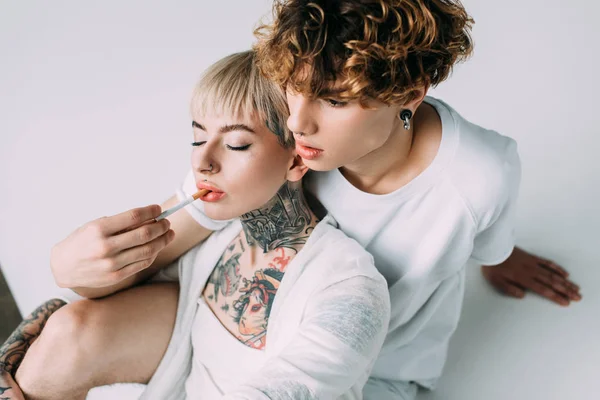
[254,0,474,106]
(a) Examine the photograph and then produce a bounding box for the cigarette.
[155,189,209,221]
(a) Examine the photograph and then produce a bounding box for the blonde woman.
[5,51,390,400]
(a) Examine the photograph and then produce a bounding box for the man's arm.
[0,299,66,399]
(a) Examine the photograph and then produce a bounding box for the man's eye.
[226,144,252,151]
[325,99,347,108]
[191,141,206,147]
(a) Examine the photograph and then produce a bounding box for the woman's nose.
[286,94,317,137]
[191,140,220,175]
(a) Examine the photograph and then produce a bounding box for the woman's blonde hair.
[190,50,293,148]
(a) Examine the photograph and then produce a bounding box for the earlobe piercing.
[399,109,413,130]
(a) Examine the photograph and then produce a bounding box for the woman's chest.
[200,234,295,350]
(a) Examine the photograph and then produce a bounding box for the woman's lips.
[195,181,226,202]
[200,191,226,202]
[295,141,324,160]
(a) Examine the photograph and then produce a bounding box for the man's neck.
[340,102,441,195]
[240,181,316,254]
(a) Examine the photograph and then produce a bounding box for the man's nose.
[287,95,317,137]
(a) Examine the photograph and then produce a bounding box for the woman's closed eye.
[226,144,252,151]
[191,142,252,151]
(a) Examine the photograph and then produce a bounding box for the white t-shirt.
[177,96,521,397]
[185,297,269,398]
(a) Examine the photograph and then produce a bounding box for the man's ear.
[286,154,309,182]
[402,84,429,112]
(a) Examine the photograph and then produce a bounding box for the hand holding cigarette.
[50,190,207,290]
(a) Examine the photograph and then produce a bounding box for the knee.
[36,299,95,358]
[16,300,98,392]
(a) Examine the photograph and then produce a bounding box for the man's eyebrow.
[192,121,255,134]
[318,87,349,97]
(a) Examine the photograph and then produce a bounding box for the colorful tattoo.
[233,269,284,349]
[202,181,316,350]
[207,241,243,303]
[268,247,291,271]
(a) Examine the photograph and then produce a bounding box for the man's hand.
[0,371,25,400]
[481,247,581,306]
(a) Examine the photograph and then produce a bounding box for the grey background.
[1,1,598,399]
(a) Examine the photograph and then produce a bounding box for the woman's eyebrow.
[218,124,256,134]
[192,121,256,134]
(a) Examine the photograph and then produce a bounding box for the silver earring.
[399,109,413,130]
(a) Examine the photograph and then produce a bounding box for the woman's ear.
[286,154,309,182]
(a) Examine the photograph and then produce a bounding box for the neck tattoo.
[240,182,314,253]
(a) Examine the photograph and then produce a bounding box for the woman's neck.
[240,181,317,254]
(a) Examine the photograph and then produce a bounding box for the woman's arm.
[223,275,391,399]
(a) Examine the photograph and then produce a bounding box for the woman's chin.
[204,204,238,221]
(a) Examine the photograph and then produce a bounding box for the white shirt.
[185,298,268,398]
[177,96,521,397]
[143,215,391,400]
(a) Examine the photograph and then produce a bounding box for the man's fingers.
[490,275,525,298]
[536,265,581,300]
[110,229,175,270]
[502,281,526,298]
[100,205,163,235]
[106,219,171,253]
[536,257,569,278]
[528,280,570,306]
[110,258,157,282]
[533,273,576,301]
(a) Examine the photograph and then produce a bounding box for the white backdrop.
[1,1,598,399]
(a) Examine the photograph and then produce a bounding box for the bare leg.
[15,282,178,400]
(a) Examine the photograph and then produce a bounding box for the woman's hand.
[0,371,25,400]
[51,205,175,289]
[481,247,581,306]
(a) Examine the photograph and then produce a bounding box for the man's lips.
[295,139,323,151]
[295,140,324,160]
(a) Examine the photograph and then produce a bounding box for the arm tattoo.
[241,182,313,253]
[0,298,66,376]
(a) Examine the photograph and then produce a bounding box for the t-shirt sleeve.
[176,169,232,231]
[221,274,391,400]
[470,139,522,265]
